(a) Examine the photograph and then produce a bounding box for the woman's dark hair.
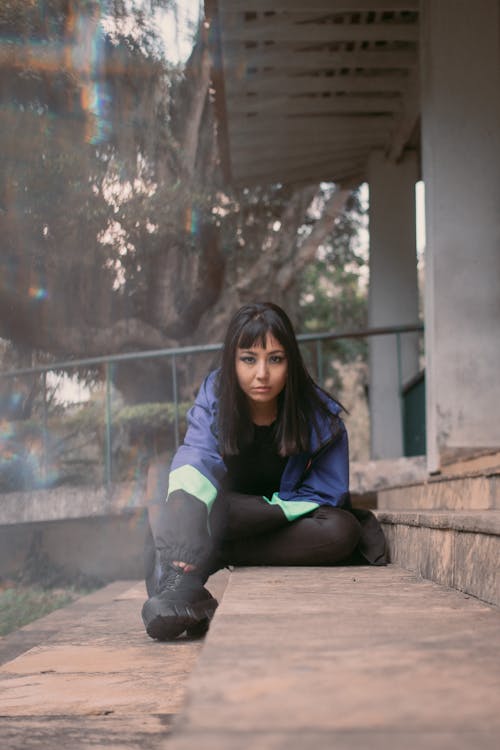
[216,302,342,456]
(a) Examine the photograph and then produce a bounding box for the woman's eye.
[270,355,285,364]
[240,356,255,364]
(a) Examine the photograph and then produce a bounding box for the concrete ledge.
[163,566,500,750]
[0,513,149,582]
[377,510,500,606]
[0,581,134,666]
[0,481,145,525]
[349,456,427,494]
[2,568,499,749]
[1,572,230,749]
[378,472,500,511]
[0,483,150,582]
[377,509,500,535]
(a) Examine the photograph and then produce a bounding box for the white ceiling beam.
[228,114,393,137]
[227,95,401,116]
[229,126,392,143]
[225,72,409,95]
[232,156,368,184]
[221,48,417,70]
[235,152,369,174]
[229,137,390,155]
[229,132,387,152]
[232,156,370,175]
[220,23,418,44]
[219,1,418,11]
[233,144,374,171]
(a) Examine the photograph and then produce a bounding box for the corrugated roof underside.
[215,1,420,186]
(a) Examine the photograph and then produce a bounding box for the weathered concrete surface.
[0,571,229,749]
[162,566,500,750]
[350,456,427,495]
[379,511,500,606]
[0,513,148,581]
[377,509,500,535]
[0,481,149,581]
[1,567,499,749]
[0,580,134,667]
[378,472,500,511]
[0,481,144,525]
[442,450,500,477]
[421,0,500,472]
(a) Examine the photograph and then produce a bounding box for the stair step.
[378,472,499,511]
[376,509,500,606]
[165,566,500,750]
[441,449,500,476]
[2,568,499,749]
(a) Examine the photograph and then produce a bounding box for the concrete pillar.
[368,149,420,459]
[421,0,500,472]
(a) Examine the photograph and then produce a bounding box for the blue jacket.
[167,370,350,523]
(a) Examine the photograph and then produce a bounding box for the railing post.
[104,361,112,488]
[41,371,48,484]
[171,354,179,449]
[316,339,324,387]
[396,332,405,453]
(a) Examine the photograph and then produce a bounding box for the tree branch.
[276,184,354,291]
[181,27,212,176]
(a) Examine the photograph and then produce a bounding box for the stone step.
[441,449,500,476]
[2,567,499,750]
[163,566,500,750]
[1,570,230,749]
[376,509,500,606]
[377,471,500,511]
[0,481,144,526]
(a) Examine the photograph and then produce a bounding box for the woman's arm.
[167,372,227,512]
[267,421,350,520]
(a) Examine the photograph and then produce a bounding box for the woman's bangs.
[237,317,273,350]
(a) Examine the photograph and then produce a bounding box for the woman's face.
[235,332,288,417]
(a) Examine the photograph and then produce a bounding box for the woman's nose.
[256,360,269,379]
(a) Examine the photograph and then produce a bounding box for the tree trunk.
[0,8,358,405]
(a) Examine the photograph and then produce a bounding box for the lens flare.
[28,286,48,300]
[185,206,200,236]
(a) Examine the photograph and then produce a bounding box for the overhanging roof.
[206,1,420,187]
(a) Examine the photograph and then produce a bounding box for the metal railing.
[0,323,423,490]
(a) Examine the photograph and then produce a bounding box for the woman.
[142,302,386,641]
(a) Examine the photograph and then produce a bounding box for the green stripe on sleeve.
[167,465,218,510]
[264,493,319,522]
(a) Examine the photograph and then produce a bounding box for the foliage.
[298,187,369,388]
[0,0,369,411]
[0,585,78,636]
[0,523,101,633]
[114,400,190,431]
[0,397,189,491]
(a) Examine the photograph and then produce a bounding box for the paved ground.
[0,572,229,749]
[1,566,499,749]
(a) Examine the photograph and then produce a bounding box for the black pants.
[145,490,363,591]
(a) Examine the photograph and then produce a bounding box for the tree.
[0,0,362,405]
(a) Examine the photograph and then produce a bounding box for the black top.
[224,423,288,499]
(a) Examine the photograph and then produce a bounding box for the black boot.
[141,563,218,641]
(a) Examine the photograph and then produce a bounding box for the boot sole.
[142,596,218,641]
[186,617,210,639]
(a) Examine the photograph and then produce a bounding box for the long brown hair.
[216,302,342,456]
